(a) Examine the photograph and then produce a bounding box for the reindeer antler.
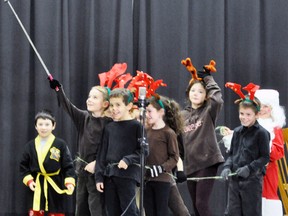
[242,83,260,100]
[181,57,201,81]
[225,82,245,99]
[127,70,167,102]
[112,73,132,89]
[98,63,128,88]
[203,60,217,73]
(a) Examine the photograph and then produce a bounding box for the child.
[255,89,286,216]
[181,58,224,216]
[95,88,141,216]
[19,109,75,216]
[144,95,182,216]
[131,101,190,216]
[221,82,270,216]
[49,79,112,216]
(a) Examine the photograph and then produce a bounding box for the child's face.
[239,106,257,127]
[146,104,164,126]
[189,83,206,109]
[258,104,272,119]
[35,118,55,138]
[109,97,132,121]
[86,88,108,115]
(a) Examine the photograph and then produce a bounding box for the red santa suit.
[255,89,286,216]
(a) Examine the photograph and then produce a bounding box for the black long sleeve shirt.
[57,87,112,163]
[223,121,270,174]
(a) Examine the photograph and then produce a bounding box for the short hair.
[237,96,261,114]
[34,109,56,126]
[109,88,133,105]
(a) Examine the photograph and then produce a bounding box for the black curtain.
[1,0,288,215]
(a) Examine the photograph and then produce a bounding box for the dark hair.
[148,95,184,135]
[109,88,134,105]
[236,95,261,114]
[34,109,56,126]
[185,79,207,104]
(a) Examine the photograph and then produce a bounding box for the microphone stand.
[138,105,148,216]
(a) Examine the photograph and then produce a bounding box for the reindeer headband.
[127,70,167,102]
[98,63,166,104]
[181,57,217,83]
[225,82,261,111]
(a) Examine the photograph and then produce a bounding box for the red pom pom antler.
[242,83,260,100]
[98,63,128,88]
[225,82,245,99]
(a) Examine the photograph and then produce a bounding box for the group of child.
[19,59,285,216]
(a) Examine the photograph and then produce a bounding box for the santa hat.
[255,89,286,127]
[255,89,279,108]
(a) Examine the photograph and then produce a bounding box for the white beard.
[257,118,274,152]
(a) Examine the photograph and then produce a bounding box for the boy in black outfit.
[221,82,270,216]
[95,88,141,216]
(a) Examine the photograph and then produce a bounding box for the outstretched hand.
[48,77,61,90]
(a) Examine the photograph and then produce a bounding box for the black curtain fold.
[0,0,288,215]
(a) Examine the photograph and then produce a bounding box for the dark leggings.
[186,164,218,216]
[144,181,171,216]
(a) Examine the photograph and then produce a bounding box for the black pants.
[227,173,263,216]
[75,173,106,216]
[104,176,139,216]
[144,181,171,216]
[168,183,190,216]
[186,164,218,216]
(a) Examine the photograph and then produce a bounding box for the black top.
[223,121,270,174]
[95,119,142,183]
[57,87,112,164]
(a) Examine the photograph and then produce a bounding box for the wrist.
[27,179,34,186]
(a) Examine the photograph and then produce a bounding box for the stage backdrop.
[0,0,288,215]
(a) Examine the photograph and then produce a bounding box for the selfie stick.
[4,0,57,85]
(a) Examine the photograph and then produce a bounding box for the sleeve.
[122,124,141,166]
[56,87,86,131]
[269,127,285,161]
[95,127,109,183]
[61,142,76,186]
[204,76,224,122]
[248,129,270,172]
[177,133,185,160]
[19,143,34,185]
[223,137,234,169]
[161,131,179,172]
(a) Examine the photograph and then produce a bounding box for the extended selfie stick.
[4,0,58,88]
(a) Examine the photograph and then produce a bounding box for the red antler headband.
[225,82,260,110]
[127,70,167,102]
[98,63,132,89]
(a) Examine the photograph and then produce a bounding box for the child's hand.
[236,166,250,178]
[84,160,96,174]
[28,181,36,191]
[96,183,104,193]
[220,168,231,180]
[148,165,164,178]
[66,183,75,193]
[118,160,128,170]
[176,171,187,183]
